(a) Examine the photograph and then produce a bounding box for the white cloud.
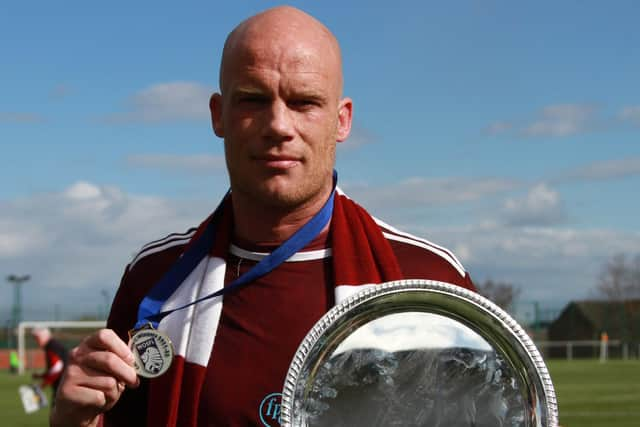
[522,104,596,137]
[65,181,103,199]
[103,81,213,123]
[483,121,512,136]
[340,177,638,305]
[0,182,216,320]
[559,157,640,182]
[0,218,46,258]
[501,184,566,226]
[126,153,227,175]
[485,103,599,138]
[619,105,640,125]
[409,222,640,303]
[345,176,518,210]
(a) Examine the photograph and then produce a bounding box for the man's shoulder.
[127,227,198,272]
[108,227,198,338]
[374,217,473,288]
[115,227,197,302]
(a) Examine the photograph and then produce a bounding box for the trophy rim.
[281,279,558,426]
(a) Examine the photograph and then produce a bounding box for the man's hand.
[50,329,139,427]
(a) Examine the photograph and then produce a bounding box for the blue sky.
[1,1,639,322]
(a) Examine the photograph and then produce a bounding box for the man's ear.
[209,93,224,137]
[336,97,353,142]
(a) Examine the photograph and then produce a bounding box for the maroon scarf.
[135,192,403,426]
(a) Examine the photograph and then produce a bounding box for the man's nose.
[264,100,295,141]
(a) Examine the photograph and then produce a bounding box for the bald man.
[52,6,474,426]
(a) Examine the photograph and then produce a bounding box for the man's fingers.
[78,374,123,410]
[72,347,139,388]
[82,329,135,365]
[58,380,109,408]
[72,363,134,394]
[70,329,139,387]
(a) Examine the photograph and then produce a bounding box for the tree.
[475,279,521,312]
[596,253,640,300]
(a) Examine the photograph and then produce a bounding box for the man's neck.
[231,189,332,246]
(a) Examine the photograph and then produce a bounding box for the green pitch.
[548,359,640,427]
[0,371,49,426]
[1,360,639,426]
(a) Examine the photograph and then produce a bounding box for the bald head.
[208,6,353,221]
[32,327,52,347]
[219,6,344,96]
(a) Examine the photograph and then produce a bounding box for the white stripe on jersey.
[335,188,466,277]
[382,232,465,277]
[376,217,465,273]
[139,229,196,252]
[229,244,332,262]
[129,231,196,270]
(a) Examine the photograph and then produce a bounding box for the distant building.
[548,300,640,358]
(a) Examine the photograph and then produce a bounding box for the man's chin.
[248,182,318,210]
[257,187,305,209]
[233,173,331,209]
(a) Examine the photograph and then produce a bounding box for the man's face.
[211,32,352,210]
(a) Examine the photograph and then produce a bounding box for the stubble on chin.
[247,180,319,210]
[233,171,332,213]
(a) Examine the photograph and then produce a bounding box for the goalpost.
[17,320,106,375]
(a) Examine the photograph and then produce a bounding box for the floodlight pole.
[6,274,30,332]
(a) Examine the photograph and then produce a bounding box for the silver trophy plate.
[282,279,558,426]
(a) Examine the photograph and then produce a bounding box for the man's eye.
[289,99,318,109]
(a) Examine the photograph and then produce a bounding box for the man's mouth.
[254,154,301,169]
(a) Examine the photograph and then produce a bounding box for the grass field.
[0,372,49,426]
[1,360,639,426]
[547,359,640,427]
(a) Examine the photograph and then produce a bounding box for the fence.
[536,339,640,360]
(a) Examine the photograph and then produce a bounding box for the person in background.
[31,327,67,403]
[9,350,21,374]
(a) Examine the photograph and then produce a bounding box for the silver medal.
[129,324,174,378]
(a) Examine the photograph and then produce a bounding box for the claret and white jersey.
[104,198,474,426]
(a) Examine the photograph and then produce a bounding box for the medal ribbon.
[135,174,336,330]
